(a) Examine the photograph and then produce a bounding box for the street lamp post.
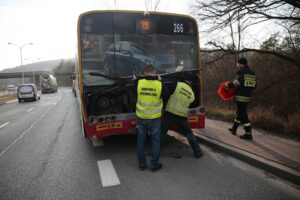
[7,42,34,83]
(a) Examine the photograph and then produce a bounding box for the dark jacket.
[229,66,256,102]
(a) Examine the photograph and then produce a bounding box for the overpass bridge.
[0,71,73,89]
[0,71,72,79]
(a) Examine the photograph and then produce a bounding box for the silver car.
[18,84,41,103]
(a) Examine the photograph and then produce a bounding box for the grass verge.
[0,94,17,104]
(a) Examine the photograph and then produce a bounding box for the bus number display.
[173,23,183,33]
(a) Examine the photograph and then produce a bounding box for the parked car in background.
[7,85,18,91]
[18,84,41,102]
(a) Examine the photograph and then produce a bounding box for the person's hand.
[224,84,229,90]
[132,74,137,80]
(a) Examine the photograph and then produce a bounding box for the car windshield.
[79,13,199,86]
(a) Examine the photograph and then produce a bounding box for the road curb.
[195,133,300,186]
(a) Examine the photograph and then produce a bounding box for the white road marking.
[0,106,53,158]
[97,160,121,187]
[27,107,34,112]
[0,122,10,129]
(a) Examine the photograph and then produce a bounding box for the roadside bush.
[205,105,235,121]
[249,106,285,134]
[206,105,300,139]
[285,114,300,137]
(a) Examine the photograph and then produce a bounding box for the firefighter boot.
[240,126,253,140]
[228,122,239,135]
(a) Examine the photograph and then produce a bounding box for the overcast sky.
[0,0,192,71]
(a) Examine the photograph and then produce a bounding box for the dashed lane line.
[0,105,54,158]
[27,107,34,112]
[0,122,10,129]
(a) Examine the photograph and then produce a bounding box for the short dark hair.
[238,57,248,66]
[144,64,156,73]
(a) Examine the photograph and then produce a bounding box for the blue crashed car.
[103,41,168,76]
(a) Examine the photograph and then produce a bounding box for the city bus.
[75,10,205,144]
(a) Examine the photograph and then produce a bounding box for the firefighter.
[161,78,203,158]
[134,64,167,172]
[225,57,256,140]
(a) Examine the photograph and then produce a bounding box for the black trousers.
[232,101,252,133]
[235,101,249,125]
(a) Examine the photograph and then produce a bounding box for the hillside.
[0,59,68,73]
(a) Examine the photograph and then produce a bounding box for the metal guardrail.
[0,91,17,97]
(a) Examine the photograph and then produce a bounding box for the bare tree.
[193,0,300,69]
[144,0,161,11]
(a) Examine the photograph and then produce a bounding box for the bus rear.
[76,11,205,141]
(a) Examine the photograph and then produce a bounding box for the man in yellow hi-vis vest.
[161,79,203,158]
[134,64,166,172]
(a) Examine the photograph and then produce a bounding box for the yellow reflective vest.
[136,79,163,119]
[166,82,194,117]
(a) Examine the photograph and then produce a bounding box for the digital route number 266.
[173,23,184,33]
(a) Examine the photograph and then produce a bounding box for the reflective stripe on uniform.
[137,100,162,107]
[243,123,251,127]
[136,107,162,115]
[234,119,241,124]
[234,95,251,102]
[167,97,190,107]
[166,103,189,114]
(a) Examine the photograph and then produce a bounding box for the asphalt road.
[0,88,299,200]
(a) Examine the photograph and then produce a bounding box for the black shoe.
[139,165,147,171]
[151,163,162,172]
[194,151,203,158]
[240,134,253,140]
[228,128,236,135]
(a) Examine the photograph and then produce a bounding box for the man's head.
[236,57,248,69]
[237,57,248,68]
[144,64,156,76]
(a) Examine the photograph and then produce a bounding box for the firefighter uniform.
[227,58,256,140]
